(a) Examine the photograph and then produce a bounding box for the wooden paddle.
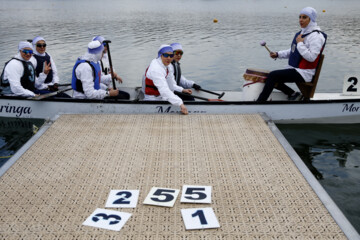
[29,86,72,100]
[174,91,224,102]
[102,40,117,90]
[197,87,225,99]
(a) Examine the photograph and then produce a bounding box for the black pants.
[105,90,130,100]
[175,91,195,101]
[256,68,305,101]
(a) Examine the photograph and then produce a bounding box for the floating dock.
[0,114,359,239]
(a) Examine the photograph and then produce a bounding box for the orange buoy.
[213,18,218,23]
[322,10,326,12]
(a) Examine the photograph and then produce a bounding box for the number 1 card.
[181,207,220,230]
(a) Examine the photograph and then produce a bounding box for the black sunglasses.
[36,44,47,48]
[162,53,174,58]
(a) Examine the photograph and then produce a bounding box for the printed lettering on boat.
[342,103,360,112]
[0,103,32,117]
[156,106,207,114]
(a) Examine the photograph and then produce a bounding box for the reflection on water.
[0,0,360,91]
[278,124,360,233]
[0,117,44,168]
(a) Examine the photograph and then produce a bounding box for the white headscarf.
[80,40,104,62]
[300,7,320,34]
[32,36,46,55]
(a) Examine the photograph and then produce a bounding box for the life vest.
[171,61,182,85]
[0,58,36,94]
[288,30,327,69]
[33,53,53,83]
[71,59,101,93]
[144,66,169,96]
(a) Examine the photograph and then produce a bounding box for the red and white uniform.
[142,58,183,106]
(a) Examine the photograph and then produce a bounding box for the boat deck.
[0,114,358,239]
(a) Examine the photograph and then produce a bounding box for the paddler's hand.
[182,89,192,95]
[109,88,119,97]
[296,34,305,43]
[43,61,52,75]
[180,104,188,115]
[270,52,278,59]
[111,71,123,83]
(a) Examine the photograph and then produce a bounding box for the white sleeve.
[5,60,36,97]
[167,64,183,92]
[277,49,291,59]
[179,75,195,89]
[75,63,106,99]
[297,33,325,62]
[101,73,112,86]
[147,67,183,106]
[49,55,59,84]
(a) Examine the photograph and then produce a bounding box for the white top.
[142,58,183,106]
[72,62,108,99]
[277,24,326,82]
[168,62,195,89]
[30,52,59,89]
[2,53,42,97]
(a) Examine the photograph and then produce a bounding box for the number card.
[180,185,212,204]
[105,190,139,208]
[143,187,180,207]
[83,208,131,231]
[343,75,360,95]
[181,207,220,230]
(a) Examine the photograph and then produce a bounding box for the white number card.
[143,187,180,207]
[105,190,139,208]
[83,208,131,231]
[181,207,220,230]
[343,75,360,95]
[180,185,212,204]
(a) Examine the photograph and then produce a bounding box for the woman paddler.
[257,7,327,101]
[0,41,42,97]
[142,44,189,115]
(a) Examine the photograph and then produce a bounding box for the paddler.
[257,7,327,102]
[91,35,128,98]
[31,36,70,97]
[71,40,129,99]
[170,43,201,101]
[142,44,189,115]
[0,41,41,97]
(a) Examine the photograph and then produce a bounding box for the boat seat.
[296,54,325,100]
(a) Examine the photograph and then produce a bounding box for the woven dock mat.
[0,114,345,239]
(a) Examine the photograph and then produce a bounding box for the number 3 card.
[143,187,180,207]
[83,208,132,231]
[181,207,220,230]
[105,190,139,208]
[180,185,212,204]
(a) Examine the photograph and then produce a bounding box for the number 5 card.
[143,187,180,207]
[180,185,212,204]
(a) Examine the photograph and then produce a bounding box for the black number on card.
[113,191,132,204]
[184,187,207,200]
[191,210,208,225]
[347,77,358,92]
[92,213,121,225]
[150,189,175,202]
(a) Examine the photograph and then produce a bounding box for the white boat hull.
[1,90,360,123]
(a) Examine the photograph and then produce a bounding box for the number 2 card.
[105,190,139,208]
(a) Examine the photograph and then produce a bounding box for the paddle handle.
[104,40,117,90]
[198,88,225,99]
